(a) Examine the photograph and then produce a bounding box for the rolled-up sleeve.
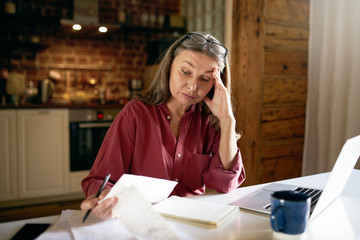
[202,147,245,193]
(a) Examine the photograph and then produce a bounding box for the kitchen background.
[1,0,315,221]
[1,0,229,106]
[0,0,233,216]
[1,0,188,105]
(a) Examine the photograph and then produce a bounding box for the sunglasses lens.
[178,33,228,59]
[210,43,228,57]
[189,34,207,45]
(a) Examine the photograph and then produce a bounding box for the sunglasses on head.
[174,33,228,59]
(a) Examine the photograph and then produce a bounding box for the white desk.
[1,170,360,240]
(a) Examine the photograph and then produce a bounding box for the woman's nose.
[187,77,197,91]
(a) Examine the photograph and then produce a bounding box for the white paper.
[36,217,73,240]
[103,174,178,203]
[110,186,179,240]
[38,174,179,240]
[37,210,136,240]
[66,210,136,240]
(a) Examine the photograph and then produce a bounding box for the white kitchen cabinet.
[0,110,18,201]
[17,109,69,199]
[70,170,89,193]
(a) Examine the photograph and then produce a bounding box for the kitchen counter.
[0,102,125,109]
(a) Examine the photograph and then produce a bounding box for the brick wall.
[3,0,181,103]
[26,34,149,101]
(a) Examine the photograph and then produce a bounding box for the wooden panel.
[265,23,308,50]
[259,156,302,183]
[263,77,307,104]
[264,51,308,76]
[231,0,309,185]
[261,117,305,141]
[262,105,306,122]
[231,0,264,186]
[261,138,304,159]
[264,0,309,26]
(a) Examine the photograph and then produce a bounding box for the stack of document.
[37,191,179,240]
[36,174,239,239]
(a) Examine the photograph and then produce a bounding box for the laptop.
[230,135,360,221]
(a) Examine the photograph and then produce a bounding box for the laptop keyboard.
[294,187,322,213]
[264,187,322,214]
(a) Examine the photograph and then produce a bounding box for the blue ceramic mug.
[270,191,310,235]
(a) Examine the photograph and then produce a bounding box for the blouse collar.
[159,103,198,118]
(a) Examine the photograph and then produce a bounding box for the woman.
[81,32,245,220]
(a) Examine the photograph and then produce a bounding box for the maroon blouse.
[81,100,245,197]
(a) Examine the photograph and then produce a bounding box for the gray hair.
[137,32,233,129]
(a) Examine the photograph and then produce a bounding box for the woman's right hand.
[80,189,119,220]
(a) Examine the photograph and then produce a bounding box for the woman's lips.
[182,93,196,99]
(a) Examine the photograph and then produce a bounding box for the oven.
[69,109,120,172]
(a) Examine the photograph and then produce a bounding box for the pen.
[82,173,111,223]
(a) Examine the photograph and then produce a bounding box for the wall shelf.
[16,62,113,71]
[0,13,60,62]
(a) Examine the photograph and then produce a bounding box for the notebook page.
[154,196,239,227]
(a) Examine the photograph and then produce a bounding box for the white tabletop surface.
[1,170,360,240]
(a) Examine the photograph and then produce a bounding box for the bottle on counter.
[117,2,127,24]
[0,69,9,105]
[25,80,38,103]
[98,87,106,104]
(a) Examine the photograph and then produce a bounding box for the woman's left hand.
[203,68,233,121]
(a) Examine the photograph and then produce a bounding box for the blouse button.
[166,115,171,120]
[177,153,182,158]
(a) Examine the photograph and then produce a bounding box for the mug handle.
[271,206,285,232]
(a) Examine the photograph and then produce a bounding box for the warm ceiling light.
[98,26,108,33]
[89,78,96,85]
[72,24,82,30]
